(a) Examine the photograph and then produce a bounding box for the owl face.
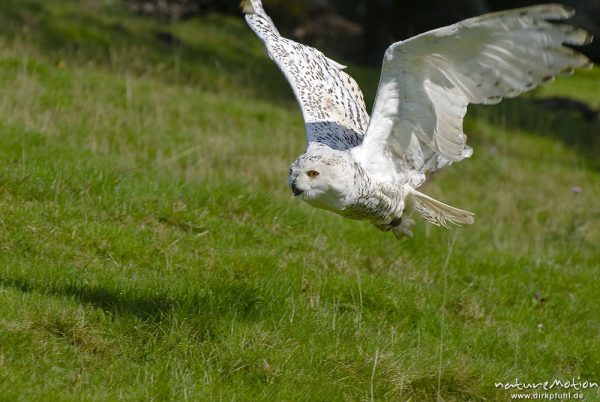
[288,154,352,212]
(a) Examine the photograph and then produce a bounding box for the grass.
[0,0,599,400]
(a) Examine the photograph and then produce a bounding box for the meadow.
[0,1,599,400]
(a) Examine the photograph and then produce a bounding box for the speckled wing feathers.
[357,4,592,174]
[244,0,369,150]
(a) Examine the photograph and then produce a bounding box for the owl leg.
[391,217,415,238]
[389,197,416,239]
[372,217,414,238]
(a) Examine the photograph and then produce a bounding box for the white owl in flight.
[243,0,592,238]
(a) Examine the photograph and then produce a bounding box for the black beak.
[291,182,303,196]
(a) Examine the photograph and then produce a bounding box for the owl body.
[289,145,409,233]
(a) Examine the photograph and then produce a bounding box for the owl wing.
[243,0,369,150]
[353,4,592,177]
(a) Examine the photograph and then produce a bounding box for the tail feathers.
[408,188,474,228]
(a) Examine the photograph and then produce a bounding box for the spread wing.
[354,4,593,176]
[243,0,369,150]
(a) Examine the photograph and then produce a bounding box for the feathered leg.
[391,217,416,238]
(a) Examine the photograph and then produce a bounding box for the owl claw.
[392,218,415,239]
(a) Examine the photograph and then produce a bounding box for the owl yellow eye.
[307,170,320,178]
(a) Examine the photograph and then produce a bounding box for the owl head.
[288,150,353,212]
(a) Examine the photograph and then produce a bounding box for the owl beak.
[291,181,303,196]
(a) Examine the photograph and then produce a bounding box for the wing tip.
[462,145,473,158]
[240,0,258,14]
[563,27,594,46]
[544,3,576,19]
[558,4,576,19]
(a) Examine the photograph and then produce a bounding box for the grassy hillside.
[0,1,599,400]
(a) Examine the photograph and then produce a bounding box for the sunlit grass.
[0,1,598,400]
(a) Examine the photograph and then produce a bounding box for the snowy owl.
[243,0,592,238]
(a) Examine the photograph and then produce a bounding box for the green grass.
[0,1,599,400]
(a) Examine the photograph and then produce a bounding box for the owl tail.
[407,188,474,228]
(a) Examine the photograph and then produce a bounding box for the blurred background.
[125,0,600,63]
